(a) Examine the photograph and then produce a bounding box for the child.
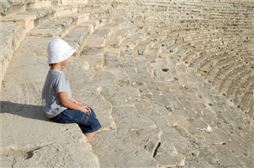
[41,38,102,144]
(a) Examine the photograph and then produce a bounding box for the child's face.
[61,57,71,66]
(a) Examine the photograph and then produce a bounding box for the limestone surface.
[1,0,254,168]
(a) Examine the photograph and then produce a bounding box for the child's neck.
[50,64,62,70]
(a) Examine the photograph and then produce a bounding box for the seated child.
[41,38,102,144]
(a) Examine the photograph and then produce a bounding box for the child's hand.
[75,100,87,107]
[71,98,81,105]
[71,98,90,114]
[79,102,87,106]
[80,105,91,115]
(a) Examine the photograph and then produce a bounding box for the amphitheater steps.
[0,0,30,16]
[63,17,110,56]
[226,69,253,100]
[1,0,254,167]
[181,42,254,117]
[84,28,111,48]
[66,12,252,167]
[217,64,251,94]
[0,9,112,167]
[29,13,89,37]
[234,75,254,109]
[0,5,82,33]
[0,22,25,89]
[0,0,88,16]
[170,24,254,118]
[70,1,253,167]
[240,84,254,113]
[60,0,88,6]
[208,56,242,86]
[196,52,228,76]
[1,8,54,30]
[1,14,91,88]
[15,7,56,26]
[0,4,88,88]
[64,24,91,56]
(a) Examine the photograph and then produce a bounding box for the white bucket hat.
[47,38,76,64]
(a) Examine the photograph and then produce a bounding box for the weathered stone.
[1,0,253,167]
[129,127,162,155]
[92,130,159,168]
[0,113,100,168]
[112,105,157,130]
[30,14,89,37]
[64,23,91,55]
[85,29,109,48]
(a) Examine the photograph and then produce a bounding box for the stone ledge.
[0,112,100,168]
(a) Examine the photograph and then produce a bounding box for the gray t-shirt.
[41,69,72,118]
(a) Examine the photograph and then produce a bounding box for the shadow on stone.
[0,101,51,121]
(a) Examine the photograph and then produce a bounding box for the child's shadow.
[1,101,51,121]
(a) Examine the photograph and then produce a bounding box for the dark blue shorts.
[50,106,102,134]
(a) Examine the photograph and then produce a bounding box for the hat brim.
[48,48,76,64]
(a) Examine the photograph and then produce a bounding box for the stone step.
[143,47,161,79]
[134,56,152,82]
[120,32,146,49]
[1,36,53,103]
[227,69,253,100]
[217,64,250,94]
[80,16,113,48]
[26,0,53,9]
[0,22,25,88]
[1,16,103,99]
[105,33,124,48]
[30,13,89,37]
[100,84,140,106]
[112,105,157,130]
[0,0,30,16]
[84,28,111,48]
[206,56,241,86]
[0,112,100,167]
[15,7,56,26]
[0,0,88,16]
[234,74,254,107]
[1,1,254,167]
[0,16,92,87]
[0,6,80,32]
[153,128,187,167]
[239,83,254,113]
[133,94,190,167]
[196,53,223,77]
[63,58,117,131]
[1,31,101,168]
[0,14,37,33]
[53,5,79,18]
[60,0,88,6]
[104,20,128,48]
[64,22,92,56]
[128,74,221,166]
[211,57,244,88]
[103,51,121,68]
[92,130,159,167]
[172,35,253,117]
[80,47,105,71]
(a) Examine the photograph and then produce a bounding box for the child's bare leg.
[84,132,95,143]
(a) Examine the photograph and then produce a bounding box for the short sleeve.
[54,73,68,93]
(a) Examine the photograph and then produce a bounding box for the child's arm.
[70,98,79,104]
[70,98,87,107]
[58,92,89,112]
